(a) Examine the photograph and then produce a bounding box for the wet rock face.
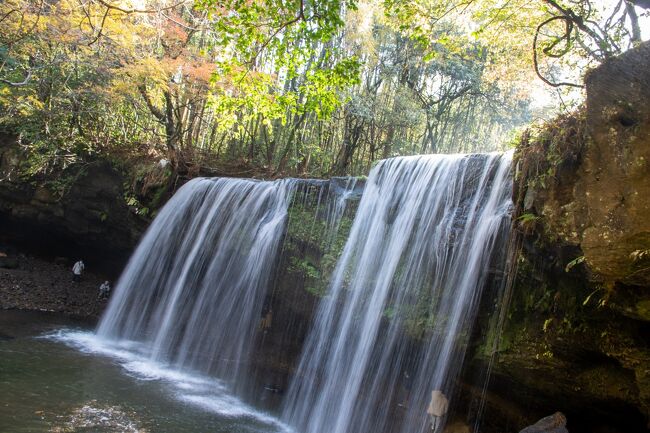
[244,179,362,407]
[495,42,650,433]
[0,137,146,274]
[581,42,650,289]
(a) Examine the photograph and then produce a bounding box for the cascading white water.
[89,155,511,430]
[282,152,513,433]
[97,177,297,392]
[288,177,359,249]
[323,177,359,246]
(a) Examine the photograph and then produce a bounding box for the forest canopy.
[0,0,647,179]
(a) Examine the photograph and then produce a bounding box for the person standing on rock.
[72,260,84,282]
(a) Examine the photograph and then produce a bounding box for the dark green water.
[0,310,289,433]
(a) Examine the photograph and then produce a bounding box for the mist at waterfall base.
[52,153,513,433]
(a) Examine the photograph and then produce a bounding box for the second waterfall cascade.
[283,152,513,433]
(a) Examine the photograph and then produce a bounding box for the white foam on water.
[47,329,293,433]
[52,402,145,433]
[177,394,284,426]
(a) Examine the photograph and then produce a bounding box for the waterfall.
[323,177,359,246]
[282,152,513,433]
[90,153,512,430]
[97,177,297,393]
[245,177,362,403]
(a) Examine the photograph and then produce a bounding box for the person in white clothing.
[72,260,84,282]
[98,281,111,299]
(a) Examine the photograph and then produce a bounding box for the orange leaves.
[160,57,216,86]
[160,12,189,57]
[186,61,215,84]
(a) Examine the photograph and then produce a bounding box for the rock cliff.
[0,135,147,273]
[485,41,650,433]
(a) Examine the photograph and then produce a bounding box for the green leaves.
[200,0,355,66]
[300,56,361,119]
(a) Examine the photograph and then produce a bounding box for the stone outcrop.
[517,41,650,303]
[519,413,568,433]
[580,42,650,290]
[486,41,650,433]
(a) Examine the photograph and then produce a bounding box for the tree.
[2,0,642,184]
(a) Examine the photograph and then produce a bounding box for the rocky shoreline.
[0,248,109,319]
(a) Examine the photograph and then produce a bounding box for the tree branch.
[91,0,190,14]
[533,16,583,88]
[87,6,110,45]
[247,0,319,66]
[542,0,611,59]
[0,70,32,86]
[627,0,650,8]
[138,84,165,121]
[625,1,642,42]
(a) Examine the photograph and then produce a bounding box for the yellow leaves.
[115,57,169,94]
[0,92,44,118]
[1,0,156,62]
[117,56,216,97]
[0,0,42,42]
[344,1,380,57]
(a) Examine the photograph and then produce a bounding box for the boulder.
[519,412,568,433]
[489,41,650,433]
[580,41,650,289]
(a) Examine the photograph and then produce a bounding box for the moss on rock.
[483,41,650,433]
